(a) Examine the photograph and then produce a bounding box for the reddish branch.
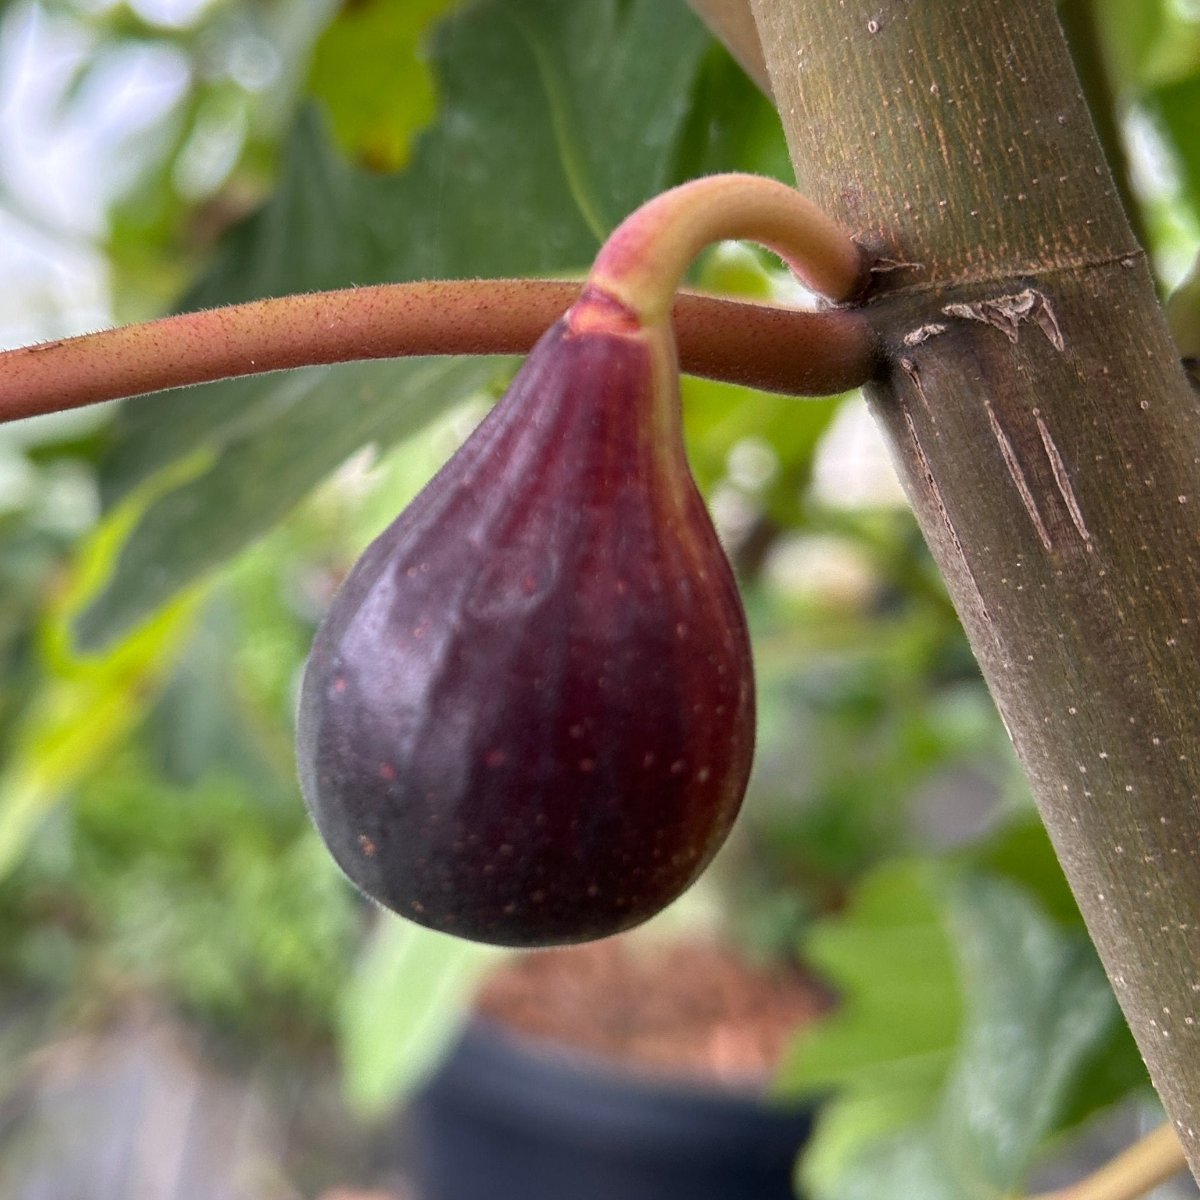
[0,279,875,426]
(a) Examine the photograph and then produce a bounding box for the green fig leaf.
[308,0,462,172]
[784,858,1147,1200]
[1094,0,1169,87]
[1146,73,1200,227]
[77,355,504,650]
[84,0,768,649]
[775,860,962,1118]
[0,471,203,876]
[1093,0,1200,229]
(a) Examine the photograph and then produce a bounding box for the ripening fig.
[298,286,753,946]
[296,174,866,947]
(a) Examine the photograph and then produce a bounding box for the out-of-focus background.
[0,1,1197,1198]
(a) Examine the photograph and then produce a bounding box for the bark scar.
[903,323,948,347]
[899,355,936,416]
[1034,408,1093,550]
[897,383,994,629]
[942,287,1064,350]
[982,396,1055,552]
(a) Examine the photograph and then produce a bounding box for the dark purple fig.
[296,287,754,946]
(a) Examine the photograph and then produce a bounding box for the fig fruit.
[297,286,754,946]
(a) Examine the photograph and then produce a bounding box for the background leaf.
[1146,74,1200,225]
[1095,0,1200,231]
[84,0,760,649]
[77,353,505,648]
[788,856,1149,1200]
[338,917,500,1116]
[308,0,460,172]
[0,471,202,874]
[776,859,962,1189]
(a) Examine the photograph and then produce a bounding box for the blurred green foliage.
[0,0,1195,1196]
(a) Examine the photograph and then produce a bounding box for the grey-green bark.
[748,0,1200,1179]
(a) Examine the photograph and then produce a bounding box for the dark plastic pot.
[410,1017,817,1200]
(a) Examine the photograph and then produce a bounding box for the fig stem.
[0,278,876,426]
[586,173,868,324]
[1025,1124,1186,1200]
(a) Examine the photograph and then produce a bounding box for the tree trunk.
[748,0,1200,1179]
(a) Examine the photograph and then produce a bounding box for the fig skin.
[297,295,755,947]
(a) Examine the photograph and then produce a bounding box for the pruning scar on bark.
[942,287,1064,350]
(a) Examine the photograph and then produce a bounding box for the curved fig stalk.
[588,172,868,322]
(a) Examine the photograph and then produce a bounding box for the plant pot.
[409,937,823,1200]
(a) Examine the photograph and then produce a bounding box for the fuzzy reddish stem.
[0,279,875,426]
